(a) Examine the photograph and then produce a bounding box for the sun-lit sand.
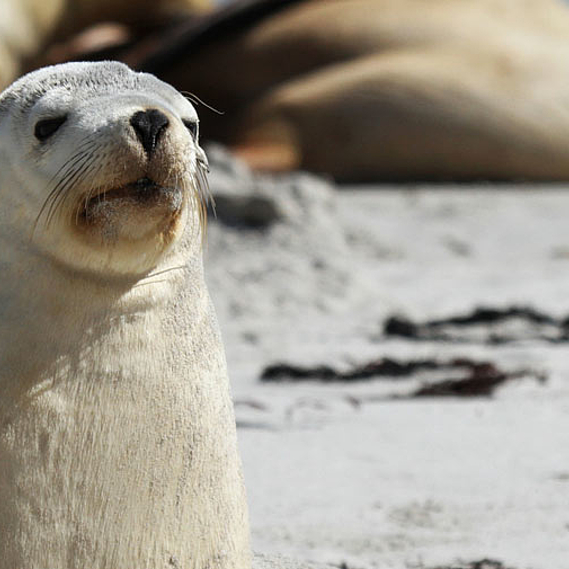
[205,147,569,569]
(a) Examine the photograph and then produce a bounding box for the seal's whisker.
[133,264,190,288]
[45,147,106,228]
[197,160,211,202]
[37,146,95,221]
[132,278,170,288]
[44,150,99,227]
[42,136,99,195]
[143,264,188,280]
[195,160,211,239]
[48,157,92,209]
[75,159,108,226]
[64,152,108,222]
[37,139,99,214]
[180,91,224,116]
[183,169,201,241]
[33,144,100,236]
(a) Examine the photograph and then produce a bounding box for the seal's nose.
[130,109,170,156]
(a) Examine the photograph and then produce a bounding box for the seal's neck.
[0,234,198,383]
[0,237,251,569]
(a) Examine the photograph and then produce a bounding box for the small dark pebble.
[210,194,281,228]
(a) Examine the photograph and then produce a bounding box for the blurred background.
[5,1,569,568]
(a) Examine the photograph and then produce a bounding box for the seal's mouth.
[79,177,183,224]
[86,177,168,206]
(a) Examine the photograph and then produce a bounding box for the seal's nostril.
[130,109,169,156]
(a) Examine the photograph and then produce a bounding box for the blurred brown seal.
[142,0,569,181]
[10,0,569,181]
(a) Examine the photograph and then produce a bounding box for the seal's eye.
[34,116,67,141]
[182,119,198,139]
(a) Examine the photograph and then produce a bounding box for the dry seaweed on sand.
[383,305,569,344]
[261,357,545,398]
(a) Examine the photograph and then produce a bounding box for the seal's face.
[0,61,208,276]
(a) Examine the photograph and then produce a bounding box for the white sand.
[205,150,569,568]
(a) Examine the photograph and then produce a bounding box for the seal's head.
[0,61,208,276]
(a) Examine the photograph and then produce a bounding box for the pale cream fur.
[0,61,250,568]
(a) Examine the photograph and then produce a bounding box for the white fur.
[0,61,250,568]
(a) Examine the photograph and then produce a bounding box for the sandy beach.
[204,147,569,569]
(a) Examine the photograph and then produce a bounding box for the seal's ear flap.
[196,145,209,173]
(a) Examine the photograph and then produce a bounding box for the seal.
[138,0,569,181]
[0,61,251,568]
